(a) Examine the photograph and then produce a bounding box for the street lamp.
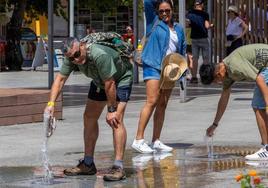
[48,0,54,89]
[133,0,139,83]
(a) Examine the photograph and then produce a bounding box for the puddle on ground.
[1,145,268,188]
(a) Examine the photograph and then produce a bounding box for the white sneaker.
[132,139,155,154]
[132,154,153,169]
[245,147,268,160]
[246,161,268,168]
[151,139,173,152]
[153,152,173,162]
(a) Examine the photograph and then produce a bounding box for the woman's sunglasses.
[158,9,171,15]
[69,50,81,62]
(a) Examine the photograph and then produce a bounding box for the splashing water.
[204,135,214,159]
[40,113,54,184]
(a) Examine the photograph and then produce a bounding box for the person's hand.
[185,19,190,27]
[44,105,55,116]
[234,35,242,41]
[206,124,217,137]
[106,112,119,129]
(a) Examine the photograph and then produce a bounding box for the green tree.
[1,0,65,70]
[1,0,197,70]
[76,0,135,11]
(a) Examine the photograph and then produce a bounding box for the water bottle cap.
[137,44,142,50]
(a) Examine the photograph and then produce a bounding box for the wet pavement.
[1,145,268,188]
[0,71,266,187]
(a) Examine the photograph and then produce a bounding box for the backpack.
[80,32,132,59]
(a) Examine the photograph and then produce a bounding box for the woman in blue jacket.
[132,0,186,153]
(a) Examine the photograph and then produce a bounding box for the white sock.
[135,139,144,144]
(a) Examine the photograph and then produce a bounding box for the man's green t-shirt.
[222,43,268,89]
[60,44,133,89]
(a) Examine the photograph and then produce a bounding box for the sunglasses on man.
[68,50,81,62]
[158,9,171,15]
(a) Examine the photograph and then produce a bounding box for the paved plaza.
[0,70,267,187]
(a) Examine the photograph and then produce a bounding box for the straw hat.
[227,5,238,14]
[159,53,188,89]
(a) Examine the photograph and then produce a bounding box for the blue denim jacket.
[142,0,186,70]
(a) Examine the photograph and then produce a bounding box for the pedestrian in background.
[185,18,193,80]
[132,0,186,154]
[121,25,134,47]
[186,0,213,84]
[225,5,248,56]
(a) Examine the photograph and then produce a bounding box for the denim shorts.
[143,63,161,81]
[252,68,268,109]
[88,81,132,102]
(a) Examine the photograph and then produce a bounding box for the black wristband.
[212,122,218,127]
[107,106,117,113]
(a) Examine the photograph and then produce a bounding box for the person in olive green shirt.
[44,37,133,181]
[199,43,268,161]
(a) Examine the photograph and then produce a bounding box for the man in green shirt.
[200,43,268,161]
[44,36,133,181]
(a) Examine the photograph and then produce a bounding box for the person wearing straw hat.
[225,5,248,55]
[200,43,268,161]
[132,0,186,154]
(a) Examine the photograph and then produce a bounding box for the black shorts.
[88,81,132,102]
[186,44,192,53]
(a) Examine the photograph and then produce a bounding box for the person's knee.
[112,120,126,131]
[117,112,124,123]
[192,58,199,64]
[117,121,125,129]
[84,110,98,123]
[146,97,158,108]
[84,111,90,120]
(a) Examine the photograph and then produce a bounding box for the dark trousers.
[226,38,243,56]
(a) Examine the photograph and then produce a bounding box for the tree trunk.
[5,0,26,71]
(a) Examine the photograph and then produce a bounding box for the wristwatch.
[212,122,218,127]
[107,105,117,113]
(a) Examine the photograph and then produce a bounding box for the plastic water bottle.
[137,39,142,50]
[43,112,56,138]
[134,39,143,65]
[204,135,214,159]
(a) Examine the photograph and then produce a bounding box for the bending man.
[44,35,133,181]
[200,43,268,160]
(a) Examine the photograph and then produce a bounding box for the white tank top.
[166,28,178,55]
